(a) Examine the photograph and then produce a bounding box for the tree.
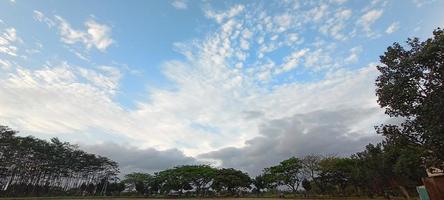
[301,155,323,192]
[318,157,354,195]
[376,28,444,170]
[122,172,152,195]
[352,141,425,199]
[211,168,251,196]
[265,157,303,193]
[252,175,267,195]
[176,165,216,196]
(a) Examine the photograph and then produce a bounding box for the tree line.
[0,126,119,197]
[120,139,424,198]
[0,125,427,198]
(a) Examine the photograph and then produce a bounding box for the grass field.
[0,198,417,200]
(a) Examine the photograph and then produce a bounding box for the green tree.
[318,157,354,195]
[123,172,152,195]
[265,157,303,193]
[211,168,251,196]
[301,155,323,193]
[176,165,216,196]
[376,28,444,170]
[252,174,267,195]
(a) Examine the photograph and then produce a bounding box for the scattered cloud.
[385,21,400,34]
[0,27,21,56]
[412,0,436,7]
[171,0,188,10]
[345,46,363,64]
[205,5,245,23]
[0,59,12,70]
[33,10,55,27]
[55,16,114,51]
[33,11,114,51]
[357,9,383,36]
[276,48,309,74]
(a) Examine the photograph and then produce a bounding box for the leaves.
[376,28,444,169]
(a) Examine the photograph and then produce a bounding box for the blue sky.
[0,0,443,174]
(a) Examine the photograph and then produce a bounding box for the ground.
[0,198,417,200]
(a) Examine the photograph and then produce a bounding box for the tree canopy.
[376,28,444,169]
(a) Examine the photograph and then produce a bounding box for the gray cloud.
[82,143,200,175]
[199,108,384,175]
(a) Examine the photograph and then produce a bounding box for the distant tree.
[375,28,444,170]
[123,172,152,195]
[176,165,216,196]
[265,157,303,194]
[318,157,354,195]
[301,155,323,192]
[252,174,267,195]
[211,168,251,196]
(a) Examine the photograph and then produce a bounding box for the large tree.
[375,28,444,170]
[265,157,303,193]
[122,172,152,195]
[211,168,251,195]
[317,157,354,195]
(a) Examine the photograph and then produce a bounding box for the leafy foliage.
[376,28,444,169]
[264,157,303,193]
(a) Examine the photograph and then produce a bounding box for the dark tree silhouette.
[0,126,119,197]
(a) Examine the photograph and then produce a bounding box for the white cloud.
[357,9,383,36]
[241,29,252,39]
[34,12,114,51]
[33,10,55,27]
[239,39,249,50]
[385,21,400,34]
[171,0,188,10]
[205,5,244,23]
[0,59,12,70]
[276,48,309,74]
[84,20,114,51]
[319,9,352,40]
[345,46,363,64]
[77,66,122,94]
[308,4,329,22]
[0,27,21,56]
[274,14,292,32]
[412,0,436,7]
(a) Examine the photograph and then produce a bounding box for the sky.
[0,0,443,175]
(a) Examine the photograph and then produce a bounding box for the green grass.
[0,197,417,200]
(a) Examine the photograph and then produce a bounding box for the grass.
[0,197,417,200]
